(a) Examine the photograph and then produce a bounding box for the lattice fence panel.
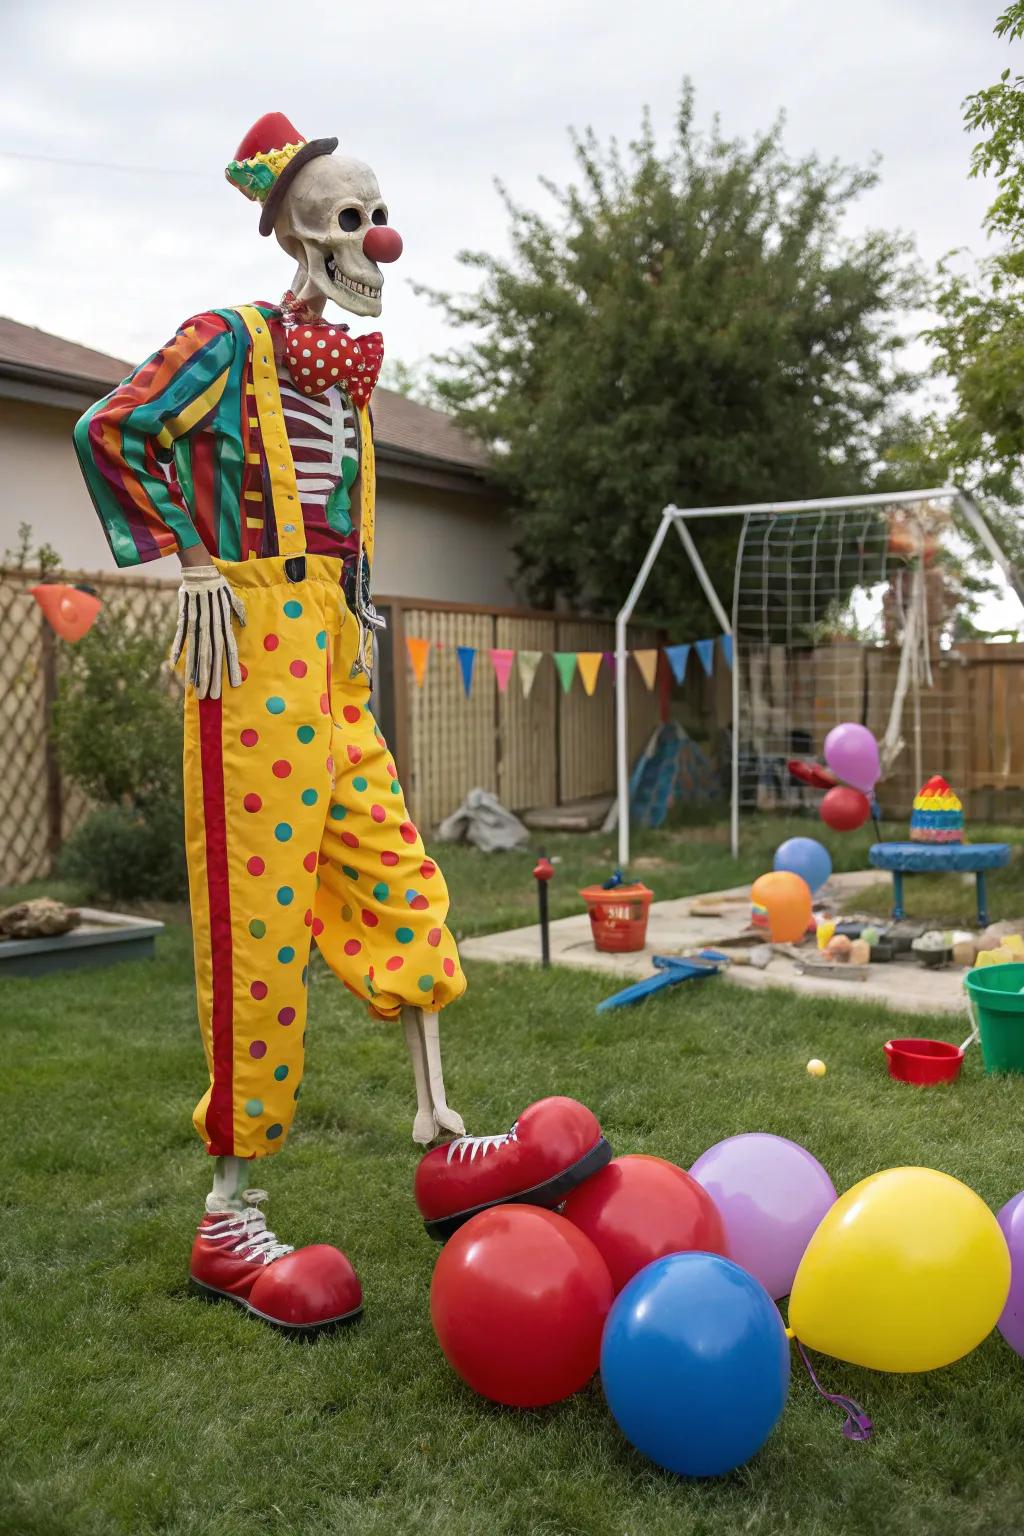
[0,571,50,884]
[0,565,179,888]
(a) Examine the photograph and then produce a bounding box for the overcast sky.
[0,0,1014,375]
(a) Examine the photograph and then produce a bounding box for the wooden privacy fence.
[375,599,664,833]
[741,638,1024,821]
[0,567,662,886]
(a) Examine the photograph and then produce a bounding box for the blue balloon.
[600,1252,790,1477]
[773,836,832,894]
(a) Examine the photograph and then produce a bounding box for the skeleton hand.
[170,565,246,701]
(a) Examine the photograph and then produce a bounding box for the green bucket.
[964,963,1024,1074]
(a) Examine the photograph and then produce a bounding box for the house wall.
[0,399,519,606]
[0,400,116,571]
[373,475,517,604]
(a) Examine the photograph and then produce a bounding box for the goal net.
[731,495,1019,829]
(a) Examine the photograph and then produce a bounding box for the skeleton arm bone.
[402,1006,466,1145]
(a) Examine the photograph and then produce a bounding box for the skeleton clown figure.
[72,114,475,1331]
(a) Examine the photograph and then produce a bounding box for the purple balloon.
[689,1133,837,1301]
[997,1191,1024,1359]
[823,723,880,794]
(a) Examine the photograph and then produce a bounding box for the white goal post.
[614,487,1022,868]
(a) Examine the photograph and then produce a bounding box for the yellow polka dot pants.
[184,555,466,1159]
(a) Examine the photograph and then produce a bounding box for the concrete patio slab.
[459,871,975,1018]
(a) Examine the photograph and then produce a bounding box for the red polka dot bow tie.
[282,322,384,405]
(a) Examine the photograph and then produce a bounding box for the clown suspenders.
[236,304,379,679]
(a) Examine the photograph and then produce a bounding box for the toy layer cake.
[909,775,964,843]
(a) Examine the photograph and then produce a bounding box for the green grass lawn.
[4,827,1024,1536]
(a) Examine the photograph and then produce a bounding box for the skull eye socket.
[371,208,388,226]
[338,207,362,233]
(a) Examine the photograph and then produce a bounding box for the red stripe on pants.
[199,696,235,1154]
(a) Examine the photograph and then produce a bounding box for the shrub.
[53,605,187,902]
[60,800,187,902]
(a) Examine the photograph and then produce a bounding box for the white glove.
[170,565,247,701]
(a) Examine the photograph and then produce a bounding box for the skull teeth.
[324,254,380,299]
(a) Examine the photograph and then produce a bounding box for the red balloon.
[820,785,871,832]
[430,1205,613,1407]
[561,1154,729,1293]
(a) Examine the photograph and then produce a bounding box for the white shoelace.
[445,1123,519,1165]
[201,1188,294,1264]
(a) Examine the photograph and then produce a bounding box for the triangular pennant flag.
[664,643,690,685]
[695,638,715,677]
[720,635,733,669]
[406,635,431,688]
[602,650,617,679]
[490,648,515,693]
[633,649,659,690]
[576,652,603,696]
[518,650,542,698]
[456,645,476,696]
[553,652,578,694]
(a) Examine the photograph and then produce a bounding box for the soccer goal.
[614,488,1023,867]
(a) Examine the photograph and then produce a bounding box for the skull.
[274,154,402,319]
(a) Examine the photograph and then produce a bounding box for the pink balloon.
[823,723,880,794]
[689,1133,836,1300]
[997,1191,1024,1359]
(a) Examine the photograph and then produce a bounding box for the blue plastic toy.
[595,952,726,1013]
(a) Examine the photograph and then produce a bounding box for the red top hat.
[225,112,338,237]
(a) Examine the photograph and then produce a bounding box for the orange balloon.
[31,584,102,642]
[750,870,813,942]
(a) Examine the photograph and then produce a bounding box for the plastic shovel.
[596,952,725,1013]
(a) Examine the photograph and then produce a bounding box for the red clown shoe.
[415,1096,612,1241]
[189,1189,362,1335]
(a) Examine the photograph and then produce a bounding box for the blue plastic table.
[867,842,1011,927]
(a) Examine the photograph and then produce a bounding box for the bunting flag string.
[633,649,659,691]
[553,652,578,694]
[456,645,476,697]
[518,650,542,698]
[695,637,716,677]
[405,635,431,688]
[576,652,603,696]
[490,648,515,693]
[664,642,690,684]
[402,633,732,697]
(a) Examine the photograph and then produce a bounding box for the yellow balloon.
[789,1167,1010,1372]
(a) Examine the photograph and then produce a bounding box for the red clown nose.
[363,225,403,263]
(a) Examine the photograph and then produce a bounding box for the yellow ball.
[806,1058,827,1077]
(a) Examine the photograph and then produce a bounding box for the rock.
[978,920,1024,950]
[0,898,82,940]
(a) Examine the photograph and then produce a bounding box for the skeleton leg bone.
[402,1006,465,1145]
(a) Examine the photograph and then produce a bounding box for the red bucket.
[884,1037,964,1086]
[579,884,653,953]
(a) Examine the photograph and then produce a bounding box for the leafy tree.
[916,2,1024,556]
[964,2,1024,244]
[422,85,925,628]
